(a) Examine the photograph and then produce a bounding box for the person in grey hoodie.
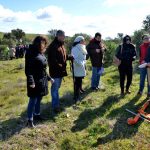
[71,36,87,102]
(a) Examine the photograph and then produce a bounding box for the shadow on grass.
[60,86,93,109]
[0,101,54,142]
[0,86,92,142]
[92,94,147,146]
[71,94,121,132]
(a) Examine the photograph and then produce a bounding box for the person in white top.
[71,36,87,102]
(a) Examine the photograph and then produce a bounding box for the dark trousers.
[74,77,83,99]
[118,65,133,93]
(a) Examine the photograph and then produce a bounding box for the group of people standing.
[25,30,150,128]
[10,44,28,60]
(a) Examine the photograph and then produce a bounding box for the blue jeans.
[27,96,42,120]
[91,67,101,88]
[139,68,150,93]
[51,78,62,109]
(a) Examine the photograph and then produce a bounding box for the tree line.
[0,14,149,62]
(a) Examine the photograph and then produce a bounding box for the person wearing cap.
[138,34,150,96]
[115,35,137,96]
[47,30,73,113]
[86,32,106,91]
[71,36,87,102]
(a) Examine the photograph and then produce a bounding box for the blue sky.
[0,0,149,38]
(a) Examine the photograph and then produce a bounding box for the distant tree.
[3,33,14,40]
[132,29,146,55]
[11,28,25,42]
[117,33,124,41]
[104,41,118,66]
[48,29,58,40]
[143,15,150,32]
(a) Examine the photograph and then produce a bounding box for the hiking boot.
[26,120,35,128]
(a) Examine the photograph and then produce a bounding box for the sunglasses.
[143,37,149,40]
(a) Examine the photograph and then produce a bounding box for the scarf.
[76,44,87,55]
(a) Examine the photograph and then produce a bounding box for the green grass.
[0,59,150,150]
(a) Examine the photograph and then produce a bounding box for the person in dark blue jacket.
[25,36,54,128]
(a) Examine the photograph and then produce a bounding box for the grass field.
[0,58,150,150]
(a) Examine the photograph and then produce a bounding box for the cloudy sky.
[0,0,149,38]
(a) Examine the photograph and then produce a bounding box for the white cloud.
[0,3,149,39]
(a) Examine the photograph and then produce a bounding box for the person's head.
[73,36,85,47]
[94,32,102,42]
[56,30,65,42]
[123,35,131,44]
[33,36,48,53]
[142,34,150,43]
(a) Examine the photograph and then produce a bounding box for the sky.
[0,0,149,38]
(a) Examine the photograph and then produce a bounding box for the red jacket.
[139,43,150,64]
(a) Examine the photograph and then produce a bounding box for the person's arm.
[71,47,84,66]
[115,45,121,59]
[47,45,63,68]
[132,45,137,61]
[86,43,97,56]
[25,53,35,86]
[145,47,150,62]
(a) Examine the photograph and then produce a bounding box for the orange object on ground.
[127,100,150,125]
[127,114,140,125]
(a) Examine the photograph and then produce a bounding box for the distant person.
[47,30,73,113]
[115,35,137,96]
[15,45,20,59]
[138,34,150,96]
[19,45,25,58]
[25,36,54,128]
[86,32,106,91]
[9,47,16,60]
[71,36,87,102]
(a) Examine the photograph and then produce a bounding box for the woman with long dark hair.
[25,36,53,127]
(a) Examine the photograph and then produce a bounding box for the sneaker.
[80,89,85,94]
[137,91,142,95]
[120,91,125,97]
[26,120,35,128]
[147,93,150,98]
[126,90,131,94]
[33,115,45,121]
[91,87,98,91]
[53,107,61,114]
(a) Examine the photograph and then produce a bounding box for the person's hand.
[96,49,100,53]
[141,60,145,64]
[147,63,150,67]
[101,47,105,53]
[50,78,55,84]
[69,55,74,61]
[30,84,35,88]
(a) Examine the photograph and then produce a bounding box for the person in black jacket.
[115,35,136,96]
[25,36,53,128]
[86,32,106,90]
